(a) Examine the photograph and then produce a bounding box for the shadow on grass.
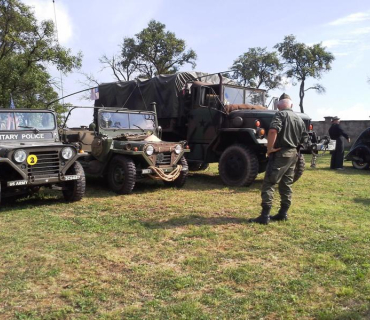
[312,166,370,176]
[138,214,250,229]
[186,173,264,192]
[353,198,370,206]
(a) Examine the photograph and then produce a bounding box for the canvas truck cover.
[96,72,236,119]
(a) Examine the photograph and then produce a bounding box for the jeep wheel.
[164,157,189,188]
[219,145,259,187]
[63,161,86,202]
[108,155,136,194]
[352,160,369,170]
[293,154,305,183]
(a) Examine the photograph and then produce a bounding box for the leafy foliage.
[101,20,197,80]
[275,35,334,113]
[0,0,82,111]
[231,47,283,92]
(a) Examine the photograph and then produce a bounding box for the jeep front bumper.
[7,174,81,187]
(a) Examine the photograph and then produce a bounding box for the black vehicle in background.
[345,127,370,169]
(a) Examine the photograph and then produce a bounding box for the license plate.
[64,175,80,181]
[7,180,28,187]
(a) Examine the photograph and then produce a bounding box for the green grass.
[1,155,370,319]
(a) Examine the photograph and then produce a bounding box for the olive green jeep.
[61,105,189,194]
[0,109,86,203]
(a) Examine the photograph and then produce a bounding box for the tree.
[0,0,82,110]
[274,35,334,113]
[231,47,283,92]
[102,20,197,80]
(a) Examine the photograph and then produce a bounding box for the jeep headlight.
[61,147,74,160]
[14,149,27,163]
[174,144,183,155]
[145,145,154,156]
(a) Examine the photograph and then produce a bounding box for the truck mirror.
[89,122,96,131]
[157,126,162,139]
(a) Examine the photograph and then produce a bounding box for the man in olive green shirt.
[249,94,308,225]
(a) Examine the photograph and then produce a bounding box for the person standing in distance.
[249,93,308,225]
[328,116,350,170]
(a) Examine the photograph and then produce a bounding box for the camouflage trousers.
[261,151,297,208]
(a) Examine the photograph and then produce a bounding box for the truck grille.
[155,152,171,165]
[28,151,60,178]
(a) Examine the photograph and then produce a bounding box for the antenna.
[52,0,65,104]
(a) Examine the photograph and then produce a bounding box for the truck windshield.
[224,86,266,106]
[224,87,244,105]
[0,112,55,131]
[99,112,155,130]
[245,90,265,105]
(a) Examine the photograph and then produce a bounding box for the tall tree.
[274,35,334,113]
[0,0,82,110]
[102,20,197,80]
[231,47,283,92]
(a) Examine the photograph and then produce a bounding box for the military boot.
[270,205,289,221]
[248,206,271,225]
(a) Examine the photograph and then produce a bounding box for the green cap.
[279,93,291,101]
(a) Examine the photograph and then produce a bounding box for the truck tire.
[108,155,136,194]
[164,157,189,188]
[352,160,369,170]
[188,162,209,171]
[62,161,86,202]
[293,154,305,183]
[219,145,259,187]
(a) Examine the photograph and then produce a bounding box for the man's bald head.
[277,98,293,110]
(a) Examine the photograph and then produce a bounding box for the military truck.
[95,72,331,187]
[0,109,86,203]
[61,105,189,194]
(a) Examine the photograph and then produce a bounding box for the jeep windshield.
[224,86,265,106]
[99,112,155,130]
[0,111,56,131]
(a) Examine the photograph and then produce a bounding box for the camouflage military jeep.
[0,109,86,203]
[61,106,189,194]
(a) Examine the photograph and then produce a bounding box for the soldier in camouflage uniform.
[249,94,308,225]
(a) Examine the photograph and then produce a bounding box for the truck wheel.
[62,161,86,202]
[219,145,259,187]
[352,160,369,170]
[188,162,209,171]
[108,155,136,194]
[293,154,305,183]
[164,157,189,188]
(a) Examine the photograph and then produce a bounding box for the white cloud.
[350,27,370,35]
[332,52,349,57]
[329,12,370,26]
[315,104,370,121]
[23,0,73,44]
[322,39,357,48]
[336,104,370,120]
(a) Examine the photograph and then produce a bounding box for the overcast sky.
[23,0,370,122]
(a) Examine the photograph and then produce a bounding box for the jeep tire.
[108,155,136,194]
[219,144,259,187]
[164,156,188,188]
[62,161,86,202]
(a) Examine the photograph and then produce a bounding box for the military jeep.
[61,105,189,194]
[0,109,86,203]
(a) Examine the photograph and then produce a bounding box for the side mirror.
[89,122,96,131]
[157,126,162,139]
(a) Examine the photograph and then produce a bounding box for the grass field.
[0,154,370,320]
